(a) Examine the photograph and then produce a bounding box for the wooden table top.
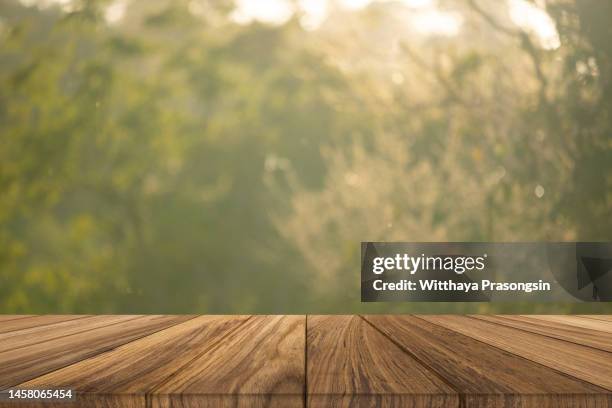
[0,315,610,407]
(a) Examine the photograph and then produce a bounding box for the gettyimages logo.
[372,253,487,275]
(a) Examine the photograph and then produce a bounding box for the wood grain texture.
[20,315,251,407]
[578,315,612,323]
[0,394,144,408]
[421,315,612,391]
[0,316,141,353]
[152,315,305,408]
[0,315,193,389]
[471,315,612,352]
[0,316,86,335]
[523,315,612,333]
[0,316,33,323]
[364,315,610,407]
[151,394,303,408]
[307,315,459,408]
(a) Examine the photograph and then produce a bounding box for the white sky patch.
[230,0,459,36]
[400,0,433,8]
[339,0,371,11]
[341,0,432,11]
[411,9,462,36]
[230,0,294,25]
[508,0,560,50]
[105,0,128,24]
[299,0,328,30]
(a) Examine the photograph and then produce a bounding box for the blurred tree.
[0,0,610,313]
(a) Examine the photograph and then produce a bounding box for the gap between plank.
[358,315,466,408]
[146,315,256,396]
[415,315,611,393]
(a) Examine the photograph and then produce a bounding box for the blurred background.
[0,0,610,313]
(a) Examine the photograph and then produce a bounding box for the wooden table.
[0,315,610,407]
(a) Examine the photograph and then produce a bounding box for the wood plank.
[470,315,612,352]
[0,316,87,335]
[0,395,295,408]
[0,316,140,352]
[307,315,459,408]
[522,315,612,333]
[152,315,305,408]
[365,315,609,407]
[421,315,612,391]
[151,395,303,408]
[578,315,612,323]
[20,315,251,407]
[0,315,34,323]
[0,315,193,389]
[0,394,144,408]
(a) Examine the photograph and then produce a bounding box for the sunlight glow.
[228,0,559,46]
[299,0,328,31]
[19,0,561,45]
[230,0,294,25]
[105,0,127,24]
[230,0,461,36]
[509,0,560,50]
[400,0,433,8]
[339,0,371,11]
[411,9,462,36]
[340,0,432,10]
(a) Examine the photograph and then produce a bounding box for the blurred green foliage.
[0,0,610,313]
